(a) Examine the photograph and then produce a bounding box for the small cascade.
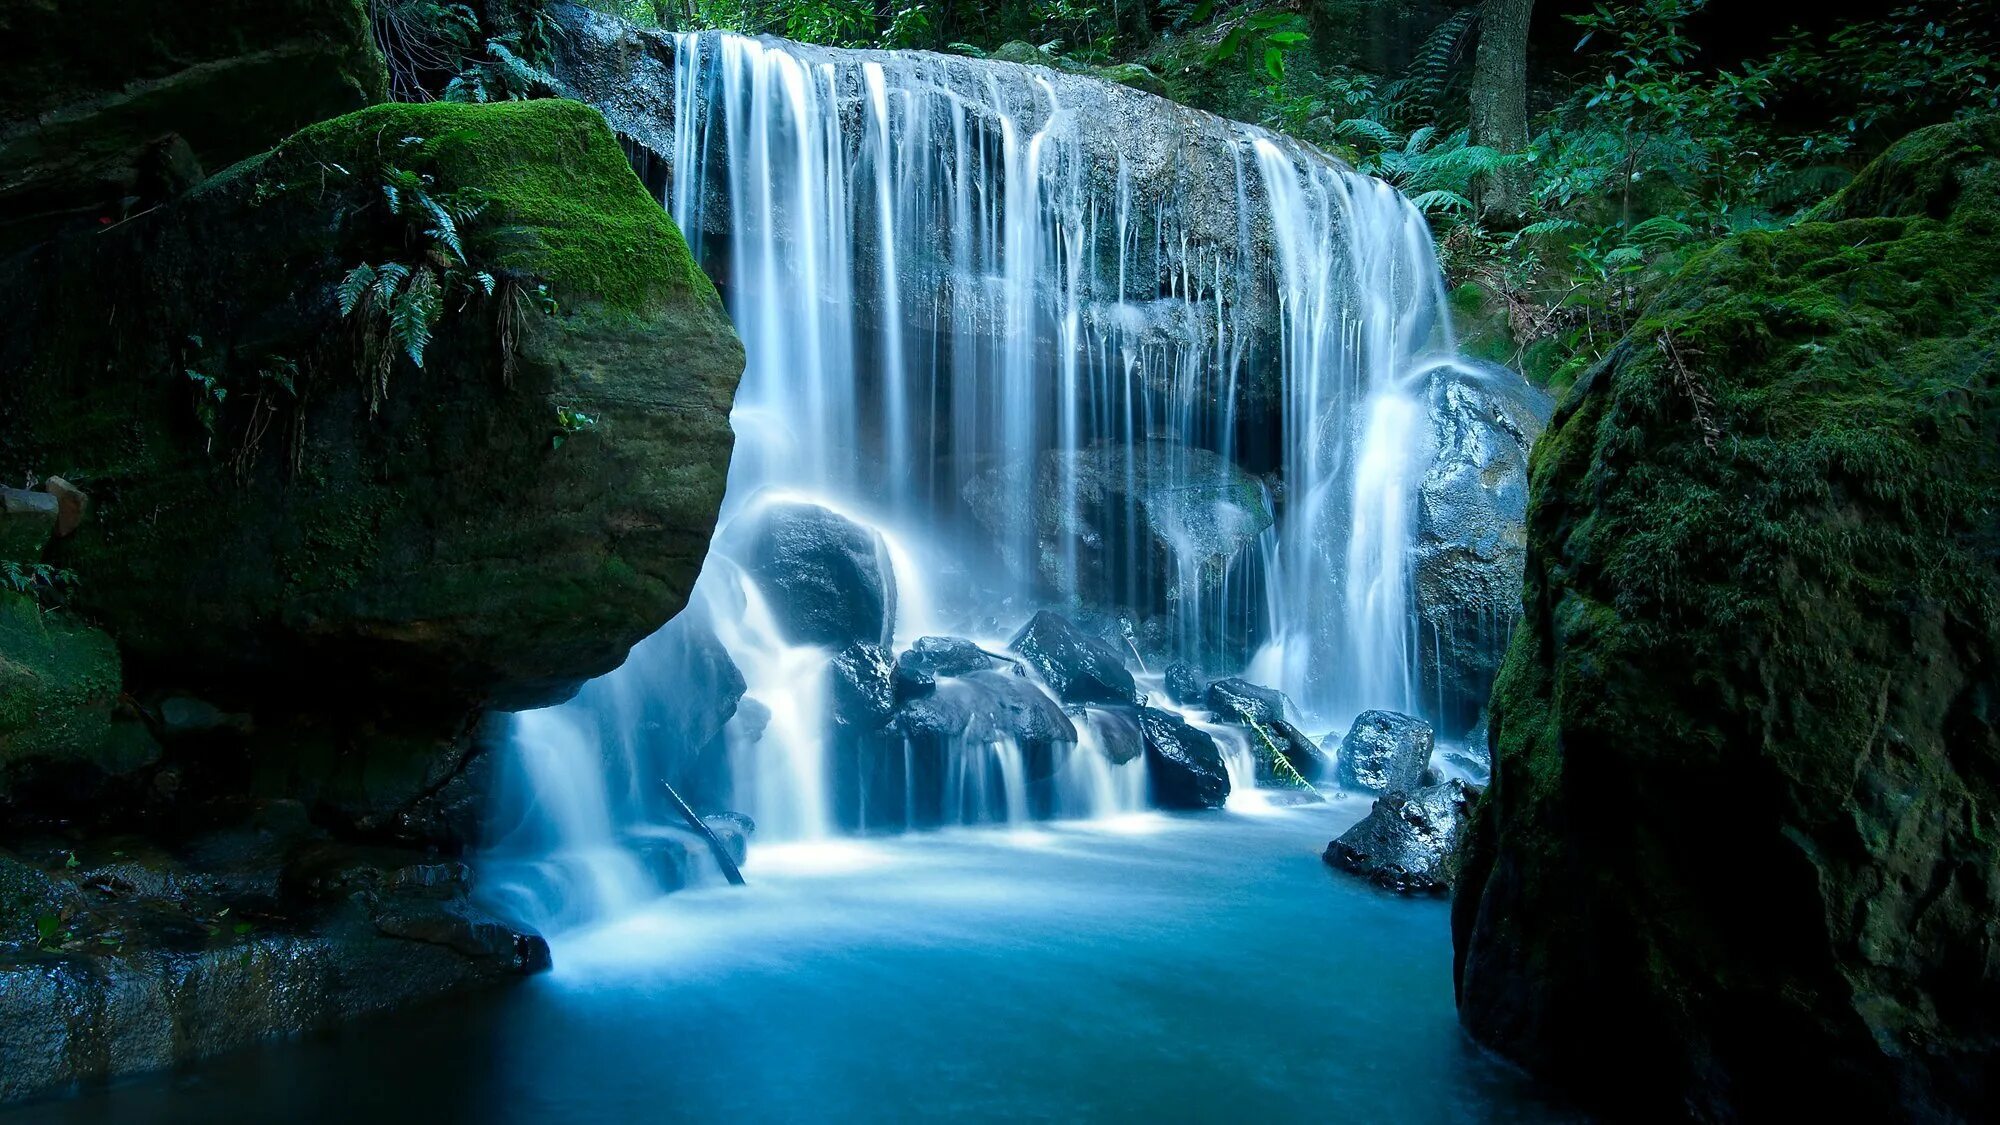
[484,25,1475,929]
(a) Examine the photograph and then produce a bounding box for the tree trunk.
[1471,0,1534,221]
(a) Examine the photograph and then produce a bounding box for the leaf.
[474,271,497,296]
[372,261,411,305]
[391,269,442,367]
[1268,31,1307,46]
[1407,189,1473,215]
[1209,27,1244,62]
[1264,47,1284,81]
[338,264,377,317]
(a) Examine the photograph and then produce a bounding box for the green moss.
[256,100,717,316]
[0,594,124,769]
[1456,117,2000,1117]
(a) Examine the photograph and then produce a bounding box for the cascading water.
[482,28,1468,931]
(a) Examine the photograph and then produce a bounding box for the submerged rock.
[1323,779,1473,894]
[1453,118,2000,1121]
[1412,365,1550,736]
[892,670,1077,747]
[892,636,997,701]
[1008,611,1138,705]
[732,502,896,650]
[1332,710,1435,794]
[1138,706,1228,810]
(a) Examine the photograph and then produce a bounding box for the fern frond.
[338,264,377,317]
[1408,189,1473,216]
[391,269,442,367]
[421,196,464,262]
[372,261,411,306]
[1333,116,1402,150]
[1625,215,1696,251]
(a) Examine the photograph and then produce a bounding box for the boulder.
[1453,118,2000,1121]
[1203,677,1288,726]
[891,636,996,701]
[1323,779,1473,894]
[893,670,1077,748]
[1008,610,1137,705]
[0,99,743,719]
[1079,705,1145,767]
[1412,364,1550,736]
[0,593,161,814]
[0,490,56,563]
[1332,710,1435,794]
[731,501,895,649]
[39,478,88,539]
[829,643,897,730]
[1162,660,1209,706]
[1138,706,1229,810]
[0,0,387,254]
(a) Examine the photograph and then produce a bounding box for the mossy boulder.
[1452,116,2000,1121]
[0,98,742,724]
[0,594,160,815]
[0,0,387,254]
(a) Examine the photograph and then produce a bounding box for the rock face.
[1324,779,1473,893]
[0,826,545,1104]
[2,99,742,720]
[0,0,387,253]
[1332,710,1435,794]
[962,439,1274,625]
[1009,611,1139,705]
[1138,706,1229,809]
[1453,118,2000,1122]
[0,594,161,816]
[732,502,896,649]
[1412,365,1550,737]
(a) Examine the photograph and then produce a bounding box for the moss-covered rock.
[0,0,387,254]
[0,594,159,813]
[2,99,742,727]
[1452,116,2000,1120]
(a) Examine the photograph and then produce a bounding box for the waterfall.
[481,29,1461,927]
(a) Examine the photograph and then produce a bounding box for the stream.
[12,804,1578,1124]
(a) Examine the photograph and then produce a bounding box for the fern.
[371,261,412,305]
[1408,189,1474,216]
[391,269,442,366]
[1333,116,1400,150]
[339,264,378,316]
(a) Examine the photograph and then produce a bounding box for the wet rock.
[1138,706,1229,810]
[157,695,253,738]
[0,592,161,813]
[1163,661,1209,706]
[1323,779,1473,894]
[1204,677,1288,726]
[733,501,896,649]
[830,643,896,730]
[892,636,996,702]
[1264,719,1330,784]
[964,440,1273,637]
[699,813,754,868]
[1008,611,1137,705]
[1332,710,1435,794]
[1412,365,1550,735]
[893,670,1078,747]
[1079,705,1144,766]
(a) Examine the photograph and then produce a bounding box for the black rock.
[892,670,1077,746]
[733,501,895,648]
[1163,661,1209,706]
[1138,706,1229,809]
[1008,610,1137,705]
[1331,710,1436,794]
[892,636,995,701]
[1203,677,1289,726]
[1323,780,1475,894]
[1078,705,1144,766]
[1266,719,1331,783]
[829,644,896,729]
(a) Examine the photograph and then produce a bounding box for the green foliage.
[337,150,495,375]
[552,404,599,449]
[1,561,79,606]
[368,0,556,103]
